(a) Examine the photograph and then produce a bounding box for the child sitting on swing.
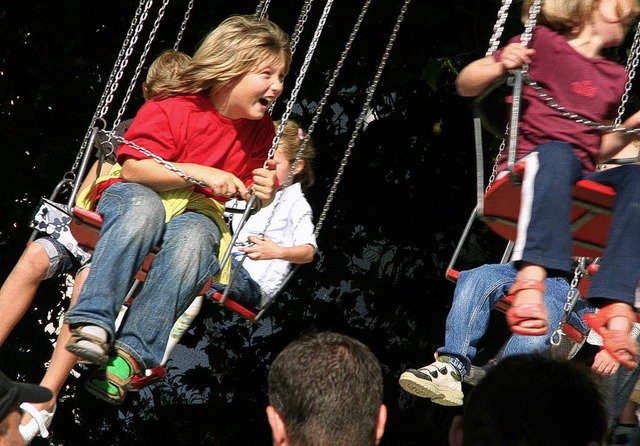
[99,118,318,397]
[0,48,194,444]
[456,0,640,369]
[63,14,289,404]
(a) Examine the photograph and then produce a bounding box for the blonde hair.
[275,119,315,191]
[143,49,192,100]
[522,0,640,33]
[154,15,291,98]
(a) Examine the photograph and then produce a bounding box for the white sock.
[80,325,108,342]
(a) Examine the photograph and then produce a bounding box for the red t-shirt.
[494,26,627,173]
[116,92,275,198]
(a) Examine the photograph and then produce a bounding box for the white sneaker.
[398,357,463,406]
[19,403,56,444]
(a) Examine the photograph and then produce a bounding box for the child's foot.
[19,402,56,444]
[584,302,638,370]
[398,355,463,406]
[85,349,141,405]
[66,325,110,365]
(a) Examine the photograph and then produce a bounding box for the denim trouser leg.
[601,331,640,431]
[64,183,166,340]
[438,263,517,374]
[115,211,221,369]
[438,263,576,375]
[584,165,640,306]
[502,276,573,357]
[511,142,583,273]
[206,256,262,309]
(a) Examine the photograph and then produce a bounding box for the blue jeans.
[65,182,221,369]
[33,236,80,279]
[206,256,262,309]
[437,262,594,376]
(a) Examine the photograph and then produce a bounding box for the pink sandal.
[505,279,549,336]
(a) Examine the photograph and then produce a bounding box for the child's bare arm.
[239,237,315,264]
[456,43,535,97]
[599,110,640,162]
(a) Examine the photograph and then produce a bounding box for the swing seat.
[68,207,257,320]
[69,207,103,251]
[480,161,615,259]
[208,292,257,321]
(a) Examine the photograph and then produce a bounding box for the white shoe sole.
[399,371,463,406]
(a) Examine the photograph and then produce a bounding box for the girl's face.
[221,59,286,120]
[274,146,302,187]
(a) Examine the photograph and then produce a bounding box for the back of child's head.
[462,354,607,446]
[275,119,315,191]
[522,0,640,33]
[158,15,291,98]
[143,49,192,100]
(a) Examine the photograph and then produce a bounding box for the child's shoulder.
[144,92,212,115]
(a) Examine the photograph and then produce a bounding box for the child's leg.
[0,243,50,345]
[18,259,87,443]
[64,182,166,361]
[38,266,89,405]
[508,142,583,335]
[0,237,77,346]
[115,211,221,370]
[583,165,640,369]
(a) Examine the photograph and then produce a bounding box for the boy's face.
[222,59,286,121]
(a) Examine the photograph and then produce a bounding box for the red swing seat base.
[480,161,614,259]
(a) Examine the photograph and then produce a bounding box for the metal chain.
[107,134,208,188]
[315,0,411,236]
[519,0,541,48]
[289,0,313,56]
[245,0,334,241]
[255,0,270,19]
[98,0,155,124]
[615,26,640,125]
[485,125,510,191]
[260,0,373,239]
[550,259,587,346]
[268,0,334,167]
[68,0,149,181]
[524,74,640,135]
[112,0,171,129]
[486,0,513,56]
[173,0,195,50]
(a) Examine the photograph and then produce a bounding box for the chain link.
[315,0,411,236]
[289,0,313,56]
[255,0,270,19]
[107,134,208,188]
[615,26,640,125]
[519,0,541,48]
[524,74,640,135]
[173,0,195,50]
[550,258,587,346]
[486,0,513,57]
[112,0,171,129]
